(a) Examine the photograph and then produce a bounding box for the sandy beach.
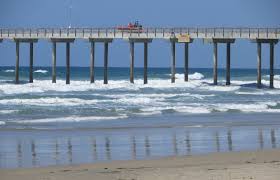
[1,149,280,180]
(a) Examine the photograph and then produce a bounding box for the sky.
[0,0,279,68]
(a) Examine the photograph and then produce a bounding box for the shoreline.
[1,149,280,180]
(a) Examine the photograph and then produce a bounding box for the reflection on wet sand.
[215,132,220,152]
[131,136,137,160]
[258,128,264,149]
[67,138,72,164]
[16,140,22,168]
[227,130,233,151]
[271,129,276,149]
[92,137,97,161]
[105,137,111,160]
[185,131,191,154]
[31,140,36,166]
[0,127,278,168]
[172,134,178,155]
[145,136,150,157]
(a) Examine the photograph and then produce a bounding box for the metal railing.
[0,27,279,39]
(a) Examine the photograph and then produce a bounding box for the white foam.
[13,115,128,124]
[0,121,5,125]
[34,69,48,73]
[141,105,211,114]
[0,97,99,106]
[0,110,19,114]
[212,102,278,113]
[4,69,14,73]
[171,72,204,80]
[235,91,265,95]
[189,72,204,80]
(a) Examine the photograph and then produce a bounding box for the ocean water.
[0,67,280,168]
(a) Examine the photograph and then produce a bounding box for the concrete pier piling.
[130,42,134,83]
[205,38,235,86]
[226,43,231,86]
[66,42,70,84]
[15,41,20,84]
[171,41,176,83]
[127,38,152,84]
[104,42,109,84]
[144,42,148,84]
[213,42,218,85]
[52,42,56,83]
[88,38,113,85]
[184,43,189,82]
[50,38,74,84]
[13,39,38,84]
[29,42,33,83]
[252,39,278,89]
[257,42,262,88]
[90,42,95,83]
[270,42,274,89]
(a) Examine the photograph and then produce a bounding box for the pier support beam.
[171,41,176,83]
[204,38,235,85]
[130,42,134,83]
[90,42,95,83]
[29,42,34,83]
[104,42,109,84]
[15,41,20,84]
[13,38,38,84]
[213,42,218,85]
[52,42,56,83]
[144,42,148,84]
[126,38,153,84]
[251,39,278,88]
[226,43,231,85]
[257,42,262,88]
[184,43,189,82]
[50,38,75,84]
[66,42,70,84]
[270,42,274,89]
[88,38,113,84]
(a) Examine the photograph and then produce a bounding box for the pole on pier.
[130,42,134,83]
[52,42,56,83]
[15,41,20,84]
[104,42,109,84]
[226,43,231,85]
[90,42,95,83]
[144,42,148,84]
[66,42,70,84]
[29,42,34,83]
[257,42,262,88]
[270,42,274,89]
[171,41,176,83]
[213,42,218,85]
[184,43,189,82]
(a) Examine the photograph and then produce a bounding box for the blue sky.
[0,0,279,68]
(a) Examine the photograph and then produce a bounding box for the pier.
[0,27,279,88]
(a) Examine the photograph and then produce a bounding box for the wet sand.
[1,149,280,180]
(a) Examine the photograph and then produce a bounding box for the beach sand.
[1,149,280,180]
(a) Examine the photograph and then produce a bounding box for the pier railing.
[0,27,280,39]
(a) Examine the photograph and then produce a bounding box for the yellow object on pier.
[177,34,191,43]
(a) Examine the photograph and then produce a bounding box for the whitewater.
[1,67,280,129]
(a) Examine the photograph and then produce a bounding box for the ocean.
[0,67,280,168]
